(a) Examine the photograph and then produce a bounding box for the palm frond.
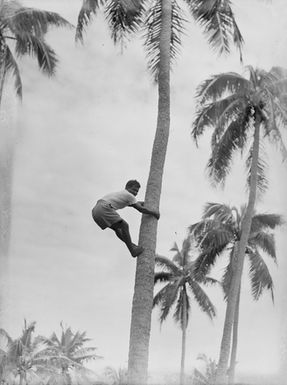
[144,0,185,81]
[5,45,22,98]
[189,219,212,244]
[105,0,145,45]
[154,271,173,283]
[173,287,190,329]
[193,241,228,280]
[72,347,102,362]
[76,0,103,43]
[208,115,249,186]
[153,281,181,323]
[202,202,235,225]
[170,241,183,266]
[249,232,277,261]
[248,249,274,301]
[186,0,243,59]
[267,122,287,161]
[155,255,181,275]
[6,6,71,36]
[15,34,57,75]
[192,94,247,146]
[250,213,284,233]
[187,277,216,319]
[194,72,249,106]
[0,329,13,345]
[245,143,268,197]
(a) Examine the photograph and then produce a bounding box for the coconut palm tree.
[192,354,217,385]
[189,201,284,383]
[0,1,71,323]
[0,320,59,385]
[42,323,101,384]
[76,2,243,383]
[153,237,216,385]
[0,321,101,385]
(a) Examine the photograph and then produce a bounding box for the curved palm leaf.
[185,0,243,58]
[154,271,174,283]
[194,72,249,107]
[105,0,144,44]
[187,277,216,318]
[144,0,184,81]
[250,213,284,233]
[15,34,58,75]
[153,281,181,323]
[76,0,103,43]
[248,249,274,301]
[249,231,277,261]
[4,6,71,36]
[173,288,190,328]
[155,255,181,275]
[207,116,249,185]
[5,45,22,97]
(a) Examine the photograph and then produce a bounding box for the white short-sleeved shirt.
[102,190,137,210]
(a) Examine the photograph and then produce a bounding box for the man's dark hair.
[125,180,141,189]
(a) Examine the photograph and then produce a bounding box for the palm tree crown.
[192,66,287,188]
[153,237,216,327]
[42,323,101,370]
[0,0,71,99]
[189,202,284,301]
[0,320,56,384]
[76,0,243,80]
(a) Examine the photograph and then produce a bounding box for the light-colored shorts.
[92,199,122,229]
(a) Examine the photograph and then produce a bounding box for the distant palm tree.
[192,66,287,384]
[192,353,217,385]
[189,202,284,384]
[153,237,216,385]
[0,320,56,385]
[104,366,127,385]
[76,2,243,383]
[0,1,71,324]
[42,323,101,384]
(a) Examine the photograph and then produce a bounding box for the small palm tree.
[189,202,284,384]
[0,320,57,385]
[153,237,216,385]
[42,323,101,384]
[192,354,217,385]
[192,66,287,383]
[104,366,127,385]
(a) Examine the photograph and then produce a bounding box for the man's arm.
[130,202,160,219]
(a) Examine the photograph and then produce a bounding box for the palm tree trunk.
[215,116,261,385]
[0,40,11,326]
[127,1,171,384]
[180,291,187,385]
[228,285,241,385]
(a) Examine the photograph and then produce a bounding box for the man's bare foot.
[131,245,144,258]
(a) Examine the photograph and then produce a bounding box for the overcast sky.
[2,0,287,382]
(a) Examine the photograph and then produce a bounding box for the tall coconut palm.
[42,323,101,384]
[189,200,285,383]
[76,2,243,383]
[153,237,216,385]
[0,0,70,324]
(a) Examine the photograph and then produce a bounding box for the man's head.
[125,180,140,196]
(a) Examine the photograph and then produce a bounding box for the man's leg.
[110,221,143,257]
